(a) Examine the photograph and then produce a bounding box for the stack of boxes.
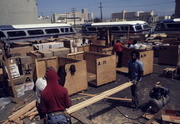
[12,56,34,97]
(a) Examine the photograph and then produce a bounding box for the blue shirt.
[128,59,144,81]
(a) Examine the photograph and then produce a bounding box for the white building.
[52,8,94,24]
[112,10,155,22]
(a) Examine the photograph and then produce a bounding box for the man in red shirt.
[114,40,123,67]
[40,67,71,124]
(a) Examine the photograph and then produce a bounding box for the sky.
[36,0,175,18]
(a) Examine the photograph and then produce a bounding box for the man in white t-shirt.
[35,77,47,119]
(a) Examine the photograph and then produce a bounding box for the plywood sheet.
[36,57,58,78]
[64,60,88,95]
[96,55,116,86]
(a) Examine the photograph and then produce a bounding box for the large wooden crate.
[121,48,154,75]
[89,45,113,55]
[77,44,113,55]
[58,57,88,95]
[35,56,88,95]
[158,45,180,66]
[67,52,116,86]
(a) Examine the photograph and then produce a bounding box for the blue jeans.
[48,114,68,124]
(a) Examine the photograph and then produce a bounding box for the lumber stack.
[3,100,38,124]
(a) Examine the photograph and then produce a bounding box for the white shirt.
[35,78,47,103]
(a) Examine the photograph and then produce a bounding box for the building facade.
[0,0,50,25]
[112,10,156,23]
[52,9,94,24]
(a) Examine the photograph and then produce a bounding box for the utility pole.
[72,8,76,29]
[99,2,103,22]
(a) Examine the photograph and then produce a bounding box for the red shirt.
[40,69,71,114]
[114,42,123,52]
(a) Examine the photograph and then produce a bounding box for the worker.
[35,78,47,119]
[129,40,139,49]
[128,50,144,109]
[40,67,71,124]
[114,40,123,68]
[127,41,133,48]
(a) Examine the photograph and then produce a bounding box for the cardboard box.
[50,48,70,57]
[13,76,25,85]
[8,63,20,79]
[38,50,53,58]
[24,82,34,91]
[15,84,25,97]
[10,46,33,57]
[19,56,32,64]
[33,42,64,50]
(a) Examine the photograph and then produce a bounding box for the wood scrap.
[78,92,132,101]
[12,94,35,111]
[8,100,36,122]
[20,107,37,119]
[29,111,38,120]
[67,82,133,114]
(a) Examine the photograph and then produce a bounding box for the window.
[61,28,64,33]
[167,24,180,29]
[7,31,26,37]
[111,27,120,31]
[143,24,150,30]
[120,26,129,31]
[87,27,96,31]
[45,29,59,34]
[0,31,5,38]
[28,30,44,35]
[135,25,142,31]
[70,27,74,32]
[65,28,69,32]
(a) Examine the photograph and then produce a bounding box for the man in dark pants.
[128,50,144,109]
[40,67,71,124]
[114,40,123,68]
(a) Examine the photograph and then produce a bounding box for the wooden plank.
[78,93,132,101]
[67,82,133,114]
[0,42,19,103]
[8,100,36,121]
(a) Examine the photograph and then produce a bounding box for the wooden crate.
[158,45,180,66]
[89,45,113,55]
[77,45,90,52]
[35,56,88,95]
[35,57,58,78]
[10,46,33,57]
[121,48,154,75]
[58,57,88,95]
[67,52,116,86]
